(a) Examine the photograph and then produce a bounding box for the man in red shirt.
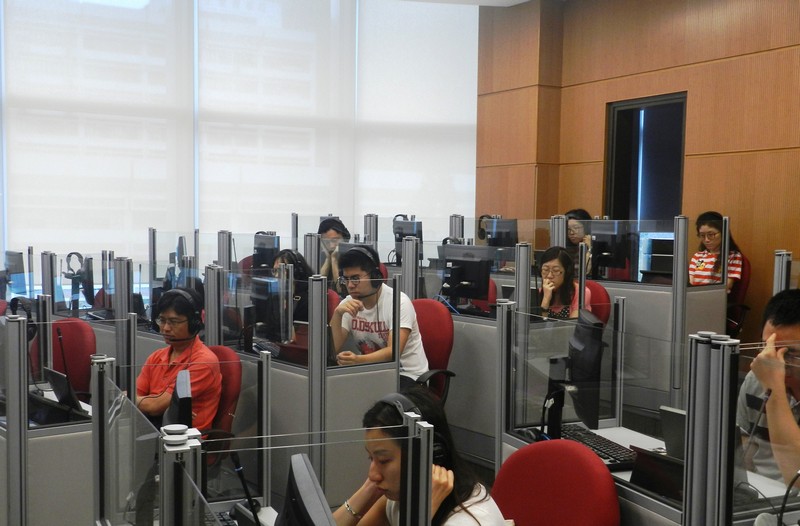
[136,288,221,430]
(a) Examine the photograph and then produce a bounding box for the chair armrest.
[415,369,456,404]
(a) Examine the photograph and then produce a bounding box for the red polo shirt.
[136,337,222,431]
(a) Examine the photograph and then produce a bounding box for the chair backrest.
[207,345,242,433]
[327,289,340,323]
[492,440,620,526]
[471,278,497,313]
[585,280,611,325]
[30,318,97,400]
[729,253,751,307]
[411,299,454,398]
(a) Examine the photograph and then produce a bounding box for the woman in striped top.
[688,211,744,293]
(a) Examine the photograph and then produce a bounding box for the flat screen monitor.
[43,366,85,414]
[275,453,336,526]
[440,244,494,302]
[5,250,26,295]
[392,218,423,265]
[483,218,518,247]
[251,276,282,341]
[252,232,279,277]
[565,309,605,429]
[590,220,628,279]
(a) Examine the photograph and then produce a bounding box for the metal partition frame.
[364,213,379,250]
[305,233,321,274]
[91,355,116,525]
[495,299,516,472]
[204,264,224,346]
[217,230,232,272]
[40,251,58,313]
[449,214,464,242]
[683,332,739,526]
[308,274,328,477]
[670,216,690,407]
[550,214,567,248]
[400,237,420,300]
[5,314,30,526]
[773,249,793,294]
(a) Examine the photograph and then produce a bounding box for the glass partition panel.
[732,350,800,521]
[571,219,675,284]
[202,425,419,521]
[102,373,162,525]
[153,230,196,288]
[178,464,225,525]
[198,231,219,270]
[507,308,622,438]
[4,247,34,301]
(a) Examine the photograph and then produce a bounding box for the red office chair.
[492,440,620,526]
[29,318,97,402]
[471,278,497,313]
[726,254,751,338]
[0,299,7,315]
[327,288,340,323]
[411,299,456,403]
[379,262,388,281]
[585,280,611,326]
[202,346,242,470]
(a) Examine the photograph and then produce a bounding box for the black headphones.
[157,288,204,335]
[380,392,449,467]
[10,297,37,342]
[343,246,384,287]
[63,252,84,280]
[318,217,351,241]
[477,214,493,241]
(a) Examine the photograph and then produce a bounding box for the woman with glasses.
[565,208,593,275]
[689,211,744,293]
[539,246,591,319]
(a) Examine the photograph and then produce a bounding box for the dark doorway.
[606,93,686,221]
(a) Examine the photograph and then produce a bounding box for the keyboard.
[560,423,636,472]
[215,510,237,525]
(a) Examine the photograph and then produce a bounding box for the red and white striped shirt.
[689,250,743,286]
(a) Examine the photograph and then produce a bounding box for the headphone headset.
[380,392,449,467]
[63,252,84,280]
[477,214,493,241]
[10,297,37,342]
[342,246,384,288]
[156,288,204,335]
[318,217,351,242]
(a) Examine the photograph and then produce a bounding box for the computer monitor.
[590,220,628,279]
[250,276,283,341]
[5,250,26,295]
[546,309,605,437]
[392,216,423,265]
[440,244,494,302]
[162,370,192,427]
[252,232,280,277]
[483,218,518,247]
[43,367,85,414]
[275,453,336,526]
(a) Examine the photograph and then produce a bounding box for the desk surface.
[596,427,787,498]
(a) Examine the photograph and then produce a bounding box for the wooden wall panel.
[561,0,800,87]
[475,165,538,236]
[477,88,539,167]
[557,163,605,217]
[478,2,541,94]
[683,150,800,341]
[536,86,562,163]
[685,48,800,154]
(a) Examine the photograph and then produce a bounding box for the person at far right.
[688,211,744,293]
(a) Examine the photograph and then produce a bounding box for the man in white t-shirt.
[330,246,428,387]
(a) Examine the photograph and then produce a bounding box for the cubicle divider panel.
[27,429,94,525]
[0,432,5,526]
[446,316,498,465]
[323,367,399,505]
